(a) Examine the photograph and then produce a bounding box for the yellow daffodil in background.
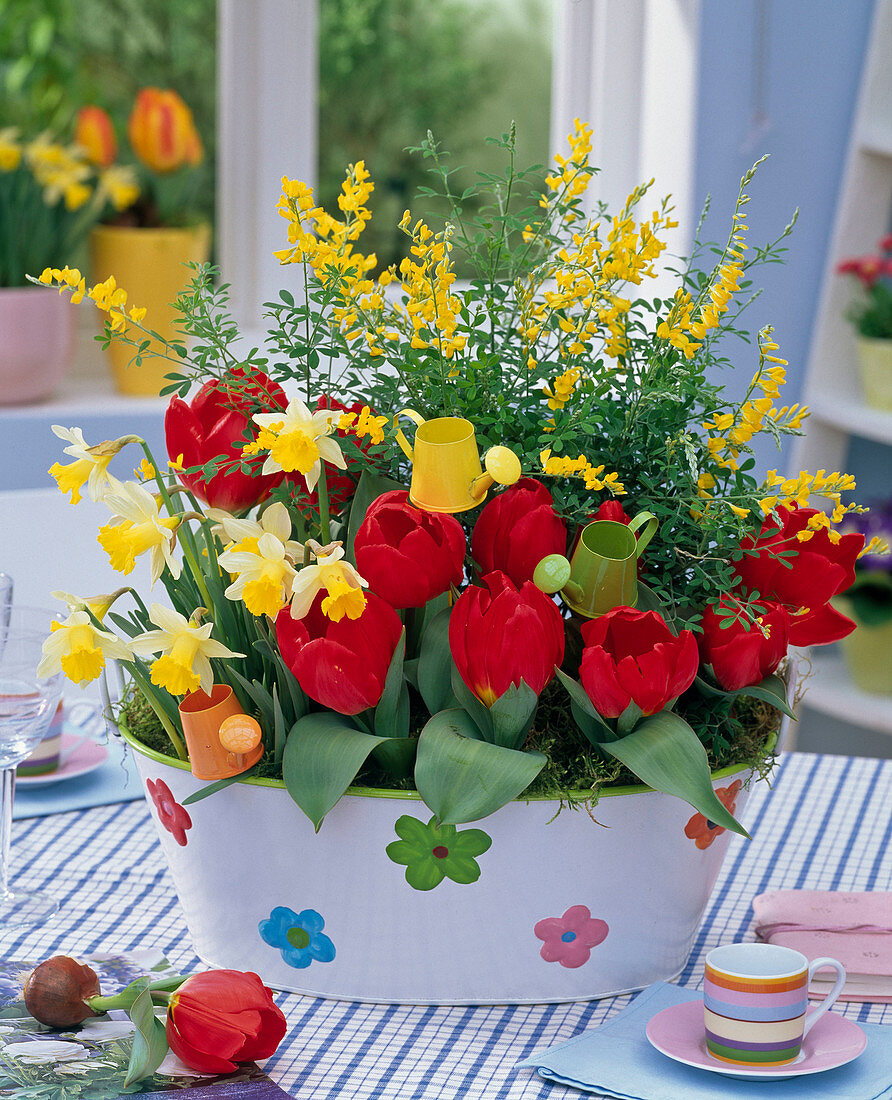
[98,481,181,584]
[0,127,22,171]
[246,398,346,491]
[207,501,304,559]
[289,545,367,622]
[38,611,134,686]
[48,425,129,504]
[218,533,298,618]
[130,604,244,697]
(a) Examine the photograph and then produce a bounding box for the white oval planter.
[124,731,763,1005]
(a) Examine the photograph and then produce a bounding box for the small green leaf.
[123,979,168,1087]
[283,713,388,830]
[488,679,538,750]
[450,665,492,740]
[415,709,545,824]
[418,608,458,714]
[599,711,749,837]
[371,736,417,777]
[374,629,409,739]
[554,669,616,742]
[181,768,258,805]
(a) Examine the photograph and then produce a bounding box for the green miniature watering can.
[534,512,658,617]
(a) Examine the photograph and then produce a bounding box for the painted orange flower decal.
[684,779,743,850]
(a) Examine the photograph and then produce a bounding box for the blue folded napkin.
[14,731,143,819]
[516,982,891,1100]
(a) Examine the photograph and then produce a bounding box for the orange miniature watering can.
[394,409,521,513]
[178,685,263,780]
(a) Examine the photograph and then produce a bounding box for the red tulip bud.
[699,596,790,691]
[23,956,100,1027]
[471,478,566,586]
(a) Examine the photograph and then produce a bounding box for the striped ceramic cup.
[704,942,846,1066]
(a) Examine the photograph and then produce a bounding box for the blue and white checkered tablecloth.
[6,751,892,1098]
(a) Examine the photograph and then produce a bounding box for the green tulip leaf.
[636,582,679,633]
[123,979,168,1087]
[488,679,538,750]
[554,669,617,743]
[228,667,275,730]
[598,711,749,838]
[345,469,408,561]
[450,665,493,740]
[415,708,546,824]
[418,607,459,714]
[181,768,260,806]
[695,671,796,720]
[403,657,420,689]
[371,736,417,778]
[283,713,389,831]
[374,629,410,739]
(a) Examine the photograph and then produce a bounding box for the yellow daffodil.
[50,588,126,622]
[218,533,298,617]
[48,425,128,504]
[207,501,303,558]
[38,611,134,686]
[247,398,346,491]
[129,604,244,696]
[98,482,181,584]
[289,545,367,622]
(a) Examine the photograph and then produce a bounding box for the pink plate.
[646,998,867,1081]
[17,734,109,787]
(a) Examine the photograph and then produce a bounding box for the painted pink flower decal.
[146,778,192,846]
[534,905,609,968]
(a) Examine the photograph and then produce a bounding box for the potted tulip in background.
[834,502,892,694]
[837,234,892,410]
[32,125,885,1004]
[0,126,138,404]
[81,90,210,396]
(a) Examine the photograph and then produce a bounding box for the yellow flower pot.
[89,224,211,396]
[835,595,892,695]
[855,336,892,411]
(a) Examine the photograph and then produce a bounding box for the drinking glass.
[0,607,64,926]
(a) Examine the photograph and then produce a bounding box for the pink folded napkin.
[753,889,892,1003]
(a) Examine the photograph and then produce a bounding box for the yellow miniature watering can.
[394,409,521,513]
[534,512,658,618]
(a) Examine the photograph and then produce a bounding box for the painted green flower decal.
[386,814,492,891]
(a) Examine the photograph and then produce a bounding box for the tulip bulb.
[24,956,101,1027]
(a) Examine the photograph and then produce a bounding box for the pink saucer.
[646,998,867,1081]
[17,733,109,787]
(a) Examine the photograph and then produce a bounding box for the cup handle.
[627,511,658,557]
[802,957,847,1035]
[393,408,425,462]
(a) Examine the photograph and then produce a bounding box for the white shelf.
[801,654,892,735]
[807,390,892,444]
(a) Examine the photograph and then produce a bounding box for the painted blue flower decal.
[259,906,335,969]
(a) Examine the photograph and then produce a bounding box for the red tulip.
[579,606,699,718]
[290,395,376,514]
[698,596,790,691]
[74,106,117,168]
[354,490,466,609]
[592,500,633,525]
[275,592,402,714]
[165,368,287,512]
[733,504,863,647]
[166,970,286,1075]
[449,571,565,706]
[471,478,566,586]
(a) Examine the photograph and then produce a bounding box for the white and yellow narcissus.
[48,425,128,504]
[246,397,346,491]
[130,605,244,697]
[218,533,298,618]
[289,545,367,622]
[97,482,181,585]
[38,612,134,686]
[207,501,304,558]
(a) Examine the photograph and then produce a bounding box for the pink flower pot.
[0,286,74,405]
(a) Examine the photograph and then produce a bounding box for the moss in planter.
[120,675,780,801]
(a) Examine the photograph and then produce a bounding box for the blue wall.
[694,0,876,475]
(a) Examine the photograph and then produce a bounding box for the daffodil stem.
[316,466,332,545]
[126,663,188,761]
